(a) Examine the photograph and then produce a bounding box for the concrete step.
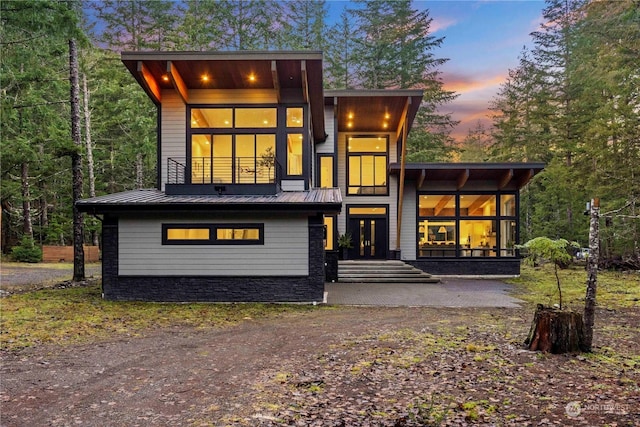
[338,260,440,283]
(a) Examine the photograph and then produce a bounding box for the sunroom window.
[417,193,517,258]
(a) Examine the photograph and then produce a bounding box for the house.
[77,51,543,302]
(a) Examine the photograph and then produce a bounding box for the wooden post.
[583,198,600,352]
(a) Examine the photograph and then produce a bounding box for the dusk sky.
[328,0,545,142]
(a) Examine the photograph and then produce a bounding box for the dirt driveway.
[2,305,638,426]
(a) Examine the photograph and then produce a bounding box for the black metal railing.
[167,156,281,185]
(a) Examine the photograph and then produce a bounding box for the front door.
[348,217,387,259]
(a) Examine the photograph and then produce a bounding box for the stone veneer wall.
[101,214,326,302]
[408,259,521,276]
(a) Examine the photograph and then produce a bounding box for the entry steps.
[338,260,440,283]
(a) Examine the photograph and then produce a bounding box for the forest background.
[1,0,638,266]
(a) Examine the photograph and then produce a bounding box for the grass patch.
[0,283,328,351]
[507,263,640,309]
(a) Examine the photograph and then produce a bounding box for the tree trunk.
[525,305,586,353]
[83,73,99,247]
[583,198,600,352]
[70,39,85,281]
[136,152,143,189]
[21,162,33,238]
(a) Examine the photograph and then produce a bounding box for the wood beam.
[301,60,309,103]
[466,195,492,216]
[518,168,535,188]
[271,60,281,103]
[166,61,188,104]
[417,169,427,189]
[395,97,411,141]
[457,169,469,190]
[137,61,161,104]
[498,168,514,189]
[434,195,454,216]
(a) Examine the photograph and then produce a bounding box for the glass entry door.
[348,217,387,259]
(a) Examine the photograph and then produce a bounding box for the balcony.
[166,156,282,195]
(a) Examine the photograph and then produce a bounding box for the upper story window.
[189,106,277,185]
[347,136,388,195]
[318,155,334,188]
[191,108,277,128]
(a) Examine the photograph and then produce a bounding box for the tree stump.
[525,304,586,353]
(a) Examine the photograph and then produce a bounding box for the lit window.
[166,228,210,241]
[286,107,303,127]
[347,137,388,195]
[287,134,303,175]
[216,227,261,241]
[319,156,334,188]
[163,224,264,245]
[235,108,277,128]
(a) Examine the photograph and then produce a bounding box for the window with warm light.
[347,136,388,195]
[417,193,517,258]
[189,106,277,185]
[235,108,277,128]
[323,216,335,250]
[318,156,334,188]
[162,223,263,245]
[287,134,303,175]
[286,107,303,127]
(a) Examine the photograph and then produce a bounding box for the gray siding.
[317,106,335,154]
[281,180,305,191]
[400,181,417,260]
[118,215,309,276]
[160,91,186,191]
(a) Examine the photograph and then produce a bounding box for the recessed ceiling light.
[383,122,388,128]
[248,74,256,82]
[162,75,169,82]
[348,113,354,119]
[201,75,209,82]
[385,113,390,119]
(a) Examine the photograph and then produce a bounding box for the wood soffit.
[121,51,326,141]
[389,163,546,190]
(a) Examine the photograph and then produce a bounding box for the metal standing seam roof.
[76,188,343,213]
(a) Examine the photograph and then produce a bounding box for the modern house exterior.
[77,51,544,302]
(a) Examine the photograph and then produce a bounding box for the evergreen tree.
[324,10,357,89]
[278,0,328,51]
[169,0,231,51]
[90,0,178,51]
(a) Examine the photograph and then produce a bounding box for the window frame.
[416,192,519,258]
[346,135,389,196]
[162,223,265,245]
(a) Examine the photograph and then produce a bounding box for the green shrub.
[11,236,42,263]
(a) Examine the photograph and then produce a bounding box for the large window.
[190,107,277,184]
[347,136,388,195]
[162,223,264,245]
[417,193,517,258]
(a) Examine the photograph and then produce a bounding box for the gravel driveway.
[0,263,102,295]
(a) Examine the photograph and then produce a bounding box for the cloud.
[431,16,457,33]
[442,72,506,96]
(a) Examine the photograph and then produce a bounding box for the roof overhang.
[325,89,423,136]
[77,189,342,215]
[121,51,326,142]
[389,162,545,190]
